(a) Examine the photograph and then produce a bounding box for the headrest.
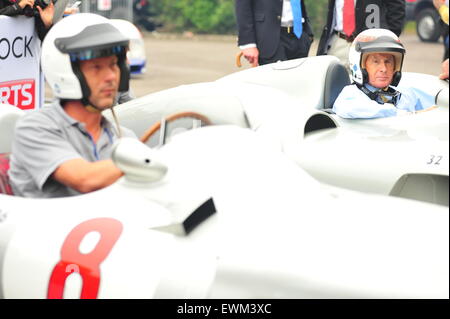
[0,104,25,153]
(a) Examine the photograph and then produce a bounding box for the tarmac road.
[129,31,447,98]
[45,32,446,100]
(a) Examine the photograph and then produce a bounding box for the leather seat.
[0,103,24,195]
[0,153,13,195]
[0,103,25,154]
[323,62,351,110]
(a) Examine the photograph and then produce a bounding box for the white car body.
[108,56,449,206]
[110,19,147,75]
[0,56,448,299]
[0,129,448,299]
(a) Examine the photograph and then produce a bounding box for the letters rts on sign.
[0,79,35,110]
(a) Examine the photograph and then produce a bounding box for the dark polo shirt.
[8,101,136,198]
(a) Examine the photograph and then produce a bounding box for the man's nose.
[103,67,119,82]
[379,62,388,72]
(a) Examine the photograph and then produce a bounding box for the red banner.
[0,79,35,110]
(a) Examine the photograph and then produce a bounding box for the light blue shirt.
[332,84,434,119]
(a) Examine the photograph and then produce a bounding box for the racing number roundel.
[47,218,123,299]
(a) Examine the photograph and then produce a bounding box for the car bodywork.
[110,19,147,75]
[109,56,449,207]
[0,55,448,299]
[0,130,448,298]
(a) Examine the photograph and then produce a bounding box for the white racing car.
[109,19,147,76]
[109,55,449,207]
[0,128,448,298]
[0,56,448,299]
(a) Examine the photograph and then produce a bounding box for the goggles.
[69,45,127,62]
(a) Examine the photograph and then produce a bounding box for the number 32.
[427,155,443,165]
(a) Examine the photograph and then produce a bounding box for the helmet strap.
[72,61,92,101]
[357,84,378,101]
[391,71,402,87]
[84,103,103,114]
[357,84,402,105]
[362,69,369,84]
[81,95,117,114]
[118,53,130,92]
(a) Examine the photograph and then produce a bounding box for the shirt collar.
[52,100,78,128]
[364,83,393,93]
[52,99,113,131]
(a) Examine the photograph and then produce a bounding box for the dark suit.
[317,0,405,55]
[235,0,314,64]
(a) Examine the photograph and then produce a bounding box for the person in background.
[235,0,314,67]
[8,13,137,198]
[0,0,54,41]
[434,0,449,24]
[333,29,434,119]
[433,0,449,79]
[133,0,161,31]
[317,0,405,69]
[439,58,449,80]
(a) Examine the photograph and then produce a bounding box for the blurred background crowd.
[63,1,447,45]
[75,1,449,62]
[2,0,448,97]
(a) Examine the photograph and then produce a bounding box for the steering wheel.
[140,111,212,146]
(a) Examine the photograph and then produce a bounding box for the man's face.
[364,53,395,89]
[79,55,120,110]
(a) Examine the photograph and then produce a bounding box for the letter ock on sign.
[0,16,43,110]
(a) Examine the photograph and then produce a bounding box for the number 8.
[47,218,123,299]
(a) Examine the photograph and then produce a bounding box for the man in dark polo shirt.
[8,13,137,198]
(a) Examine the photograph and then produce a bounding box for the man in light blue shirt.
[333,28,434,119]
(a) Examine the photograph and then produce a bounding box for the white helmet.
[349,29,405,87]
[41,13,130,102]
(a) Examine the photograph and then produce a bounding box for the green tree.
[304,0,329,38]
[152,0,329,37]
[153,0,236,34]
